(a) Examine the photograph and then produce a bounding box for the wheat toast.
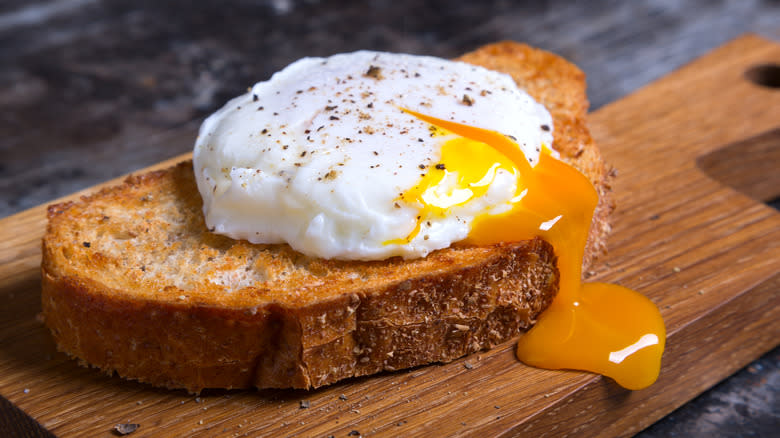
[41,42,612,391]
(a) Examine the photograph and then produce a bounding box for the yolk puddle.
[403,109,666,390]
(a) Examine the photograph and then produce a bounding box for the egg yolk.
[400,109,666,390]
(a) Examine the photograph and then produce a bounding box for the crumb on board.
[113,423,140,435]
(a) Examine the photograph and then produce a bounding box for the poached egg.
[194,51,553,260]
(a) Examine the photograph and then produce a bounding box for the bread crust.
[41,42,611,391]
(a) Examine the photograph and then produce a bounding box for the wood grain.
[0,35,778,437]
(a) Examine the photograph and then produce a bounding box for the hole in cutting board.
[744,64,780,88]
[696,128,780,207]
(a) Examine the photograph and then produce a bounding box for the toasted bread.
[41,42,612,392]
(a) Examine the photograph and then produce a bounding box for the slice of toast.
[41,42,612,392]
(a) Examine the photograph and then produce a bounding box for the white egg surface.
[193,51,554,260]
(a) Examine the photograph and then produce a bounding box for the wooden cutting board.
[0,34,778,438]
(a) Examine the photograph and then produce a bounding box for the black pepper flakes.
[541,124,550,131]
[435,163,446,170]
[261,128,268,134]
[325,105,338,111]
[348,431,361,437]
[252,94,258,102]
[257,106,264,111]
[323,170,338,180]
[330,116,340,120]
[364,65,382,79]
[82,241,91,248]
[418,164,426,169]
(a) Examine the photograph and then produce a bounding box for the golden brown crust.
[41,42,610,391]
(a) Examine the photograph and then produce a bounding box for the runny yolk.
[386,124,520,245]
[401,109,666,390]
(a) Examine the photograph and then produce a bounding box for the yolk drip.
[402,109,666,390]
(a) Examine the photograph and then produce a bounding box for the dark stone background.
[0,0,778,436]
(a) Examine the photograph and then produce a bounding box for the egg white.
[193,51,553,260]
